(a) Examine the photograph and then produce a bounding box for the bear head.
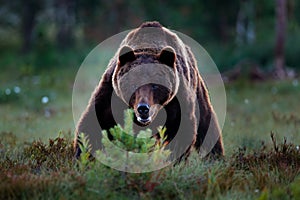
[112,45,180,126]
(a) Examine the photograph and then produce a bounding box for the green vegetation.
[78,109,171,173]
[1,1,300,199]
[1,116,300,199]
[1,1,300,72]
[0,70,300,198]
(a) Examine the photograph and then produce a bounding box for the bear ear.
[159,46,176,68]
[118,46,136,66]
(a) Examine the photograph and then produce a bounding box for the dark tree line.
[275,0,287,78]
[0,0,299,73]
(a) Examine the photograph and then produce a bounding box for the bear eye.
[152,85,159,90]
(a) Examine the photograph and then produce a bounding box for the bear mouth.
[137,116,152,125]
[134,104,162,126]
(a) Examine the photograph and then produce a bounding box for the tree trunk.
[274,0,287,79]
[21,1,40,54]
[236,0,255,45]
[55,0,76,49]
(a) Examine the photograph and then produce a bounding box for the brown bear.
[74,21,224,161]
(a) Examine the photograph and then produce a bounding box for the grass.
[0,56,300,199]
[0,67,76,142]
[1,132,300,199]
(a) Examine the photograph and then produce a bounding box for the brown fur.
[74,21,224,160]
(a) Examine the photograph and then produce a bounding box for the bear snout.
[137,103,150,116]
[136,103,151,124]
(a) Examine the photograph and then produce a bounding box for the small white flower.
[41,96,49,104]
[13,86,21,94]
[5,88,11,95]
[292,79,298,87]
[244,99,249,104]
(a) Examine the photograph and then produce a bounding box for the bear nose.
[137,103,150,115]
